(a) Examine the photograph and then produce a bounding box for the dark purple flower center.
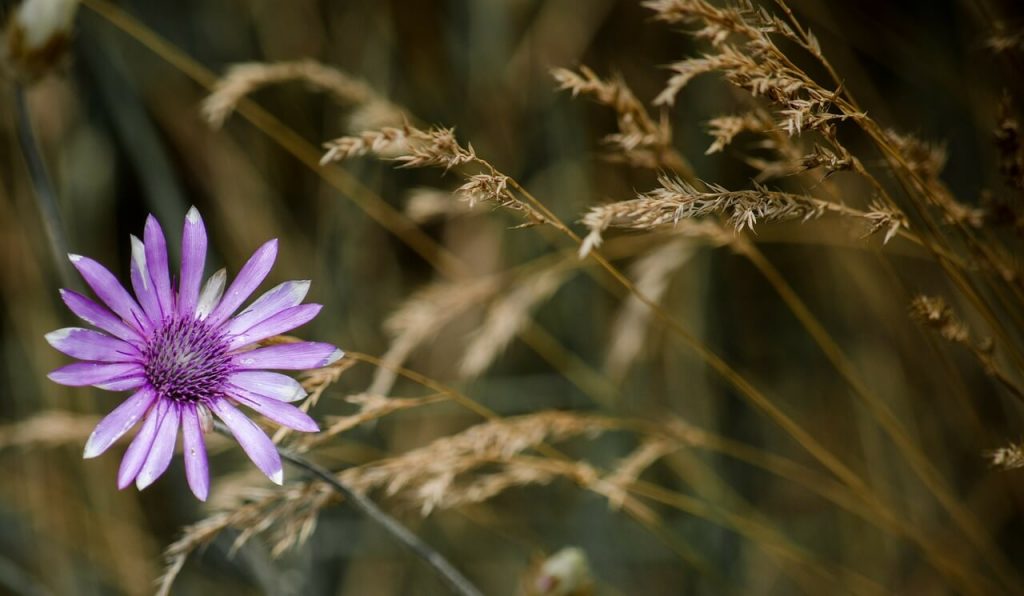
[144,317,232,403]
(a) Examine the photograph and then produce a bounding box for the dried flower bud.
[3,0,79,82]
[526,547,593,596]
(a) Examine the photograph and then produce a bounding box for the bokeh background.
[1,0,1023,594]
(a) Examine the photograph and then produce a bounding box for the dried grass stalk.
[260,336,356,443]
[580,176,823,256]
[992,96,1024,233]
[704,112,768,154]
[884,130,984,228]
[986,29,1024,55]
[646,1,853,120]
[909,295,1024,401]
[157,481,334,596]
[296,392,448,452]
[580,175,906,255]
[367,276,501,396]
[594,438,677,510]
[338,411,610,515]
[323,125,551,227]
[203,59,403,129]
[321,125,475,169]
[605,239,697,382]
[459,265,572,378]
[0,410,99,450]
[645,0,759,47]
[553,66,683,172]
[454,173,549,227]
[909,295,972,345]
[405,187,481,223]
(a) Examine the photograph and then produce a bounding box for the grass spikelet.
[989,443,1024,470]
[704,112,767,154]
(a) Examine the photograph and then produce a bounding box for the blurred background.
[1,0,1023,594]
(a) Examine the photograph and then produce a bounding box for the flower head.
[46,208,341,500]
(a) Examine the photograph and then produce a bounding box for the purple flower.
[46,208,341,500]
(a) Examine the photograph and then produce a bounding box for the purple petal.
[180,404,209,501]
[48,362,142,387]
[118,399,167,489]
[144,216,174,317]
[207,239,278,326]
[228,387,319,432]
[226,304,322,350]
[228,371,307,402]
[136,402,180,489]
[59,289,142,344]
[94,373,147,392]
[69,254,149,333]
[210,398,283,484]
[45,327,141,363]
[232,342,342,370]
[222,280,310,337]
[178,207,208,318]
[196,269,226,320]
[84,387,157,458]
[129,235,163,323]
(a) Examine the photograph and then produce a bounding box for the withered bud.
[3,0,79,83]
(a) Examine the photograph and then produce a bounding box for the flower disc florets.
[143,317,232,404]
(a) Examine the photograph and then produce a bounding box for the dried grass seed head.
[202,59,403,130]
[321,125,476,170]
